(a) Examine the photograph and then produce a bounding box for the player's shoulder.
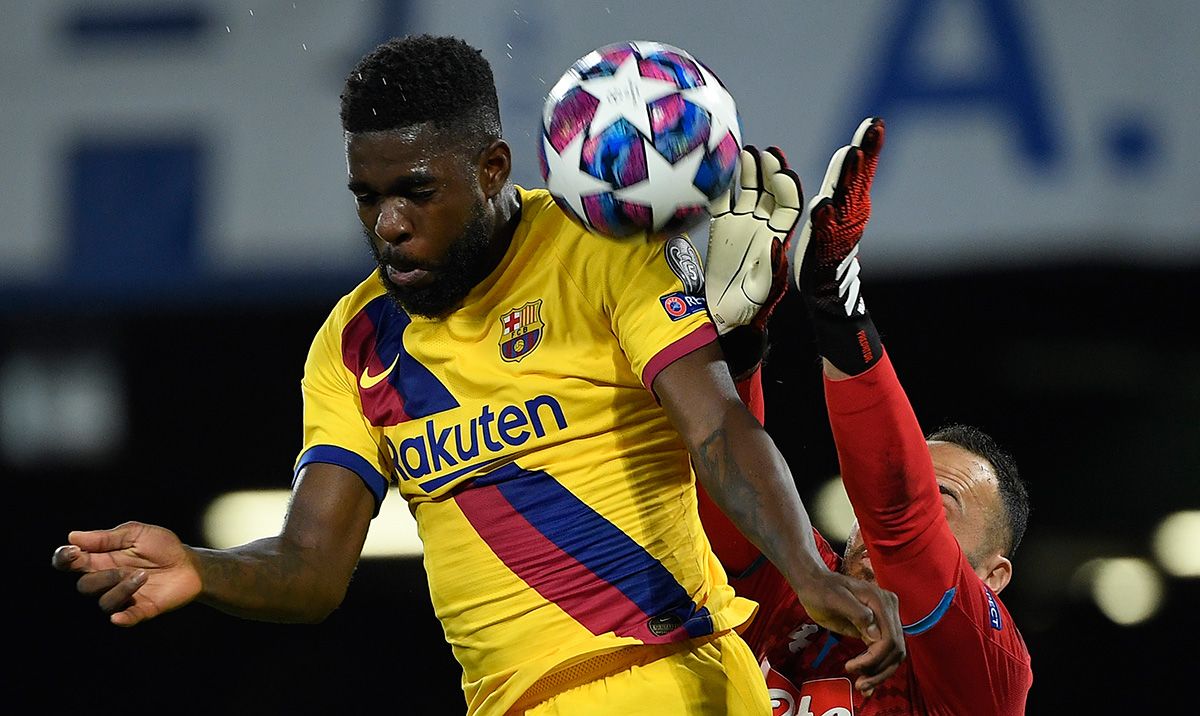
[319,272,388,333]
[518,185,663,261]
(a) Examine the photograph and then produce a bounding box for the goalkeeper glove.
[705,144,803,337]
[794,117,886,376]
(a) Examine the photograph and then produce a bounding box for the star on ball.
[578,54,679,139]
[614,141,708,231]
[542,132,612,223]
[681,63,742,150]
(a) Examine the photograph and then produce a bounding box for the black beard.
[367,202,493,319]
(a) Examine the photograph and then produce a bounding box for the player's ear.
[477,139,511,198]
[980,554,1012,594]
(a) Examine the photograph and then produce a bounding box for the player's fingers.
[732,146,760,215]
[843,631,906,683]
[94,570,148,615]
[817,145,851,205]
[853,116,885,159]
[840,118,884,201]
[76,568,131,597]
[767,167,802,236]
[52,544,87,572]
[752,147,782,219]
[68,523,141,553]
[833,146,865,205]
[806,197,836,237]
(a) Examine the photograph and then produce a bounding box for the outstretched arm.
[796,117,953,583]
[654,342,905,693]
[797,118,1032,712]
[52,462,374,626]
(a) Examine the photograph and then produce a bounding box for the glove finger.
[837,117,884,203]
[761,145,790,171]
[834,146,864,206]
[767,166,802,239]
[753,146,784,220]
[851,117,885,158]
[817,145,851,203]
[732,145,761,215]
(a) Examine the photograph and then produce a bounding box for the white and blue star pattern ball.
[538,41,742,238]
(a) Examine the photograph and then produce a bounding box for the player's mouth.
[385,263,434,288]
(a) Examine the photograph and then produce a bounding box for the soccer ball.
[538,40,742,238]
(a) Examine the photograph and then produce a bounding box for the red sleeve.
[727,530,841,659]
[695,365,768,575]
[823,350,1032,714]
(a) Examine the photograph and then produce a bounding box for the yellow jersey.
[295,187,757,715]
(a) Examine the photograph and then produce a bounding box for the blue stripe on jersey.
[903,586,957,636]
[363,296,458,418]
[295,444,389,515]
[477,464,713,635]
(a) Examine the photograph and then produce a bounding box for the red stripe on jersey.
[642,322,717,390]
[455,483,657,641]
[341,308,411,426]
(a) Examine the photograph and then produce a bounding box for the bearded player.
[704,117,1033,715]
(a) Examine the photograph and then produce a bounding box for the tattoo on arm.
[697,427,761,529]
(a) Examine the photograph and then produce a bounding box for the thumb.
[69,523,139,552]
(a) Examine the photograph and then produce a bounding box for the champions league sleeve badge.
[663,235,705,296]
[499,300,545,362]
[660,235,708,321]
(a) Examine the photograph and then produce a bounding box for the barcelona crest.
[498,299,545,362]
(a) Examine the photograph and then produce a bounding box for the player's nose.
[374,198,413,244]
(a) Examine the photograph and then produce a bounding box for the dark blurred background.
[9,1,1198,713]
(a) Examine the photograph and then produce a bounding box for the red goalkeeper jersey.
[700,351,1032,715]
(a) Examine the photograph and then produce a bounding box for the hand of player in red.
[705,144,802,334]
[52,521,202,626]
[794,569,906,695]
[794,117,885,319]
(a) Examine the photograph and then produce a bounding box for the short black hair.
[927,422,1030,558]
[340,34,502,153]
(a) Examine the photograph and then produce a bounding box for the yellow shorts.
[517,631,770,716]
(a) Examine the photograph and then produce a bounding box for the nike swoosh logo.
[359,354,399,390]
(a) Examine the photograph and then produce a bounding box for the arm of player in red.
[799,116,972,607]
[803,118,1032,714]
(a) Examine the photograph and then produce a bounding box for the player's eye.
[354,193,379,206]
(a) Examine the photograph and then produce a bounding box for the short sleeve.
[294,304,392,513]
[577,232,716,388]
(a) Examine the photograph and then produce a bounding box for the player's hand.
[793,117,884,318]
[52,521,202,627]
[704,145,802,335]
[794,569,905,695]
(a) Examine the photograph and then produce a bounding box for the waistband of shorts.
[508,631,728,714]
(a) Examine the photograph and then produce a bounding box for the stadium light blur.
[0,351,126,466]
[1152,511,1200,577]
[1074,557,1164,626]
[812,476,856,545]
[203,489,423,558]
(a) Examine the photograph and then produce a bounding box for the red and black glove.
[794,117,886,376]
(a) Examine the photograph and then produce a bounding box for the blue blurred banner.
[2,0,1197,307]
